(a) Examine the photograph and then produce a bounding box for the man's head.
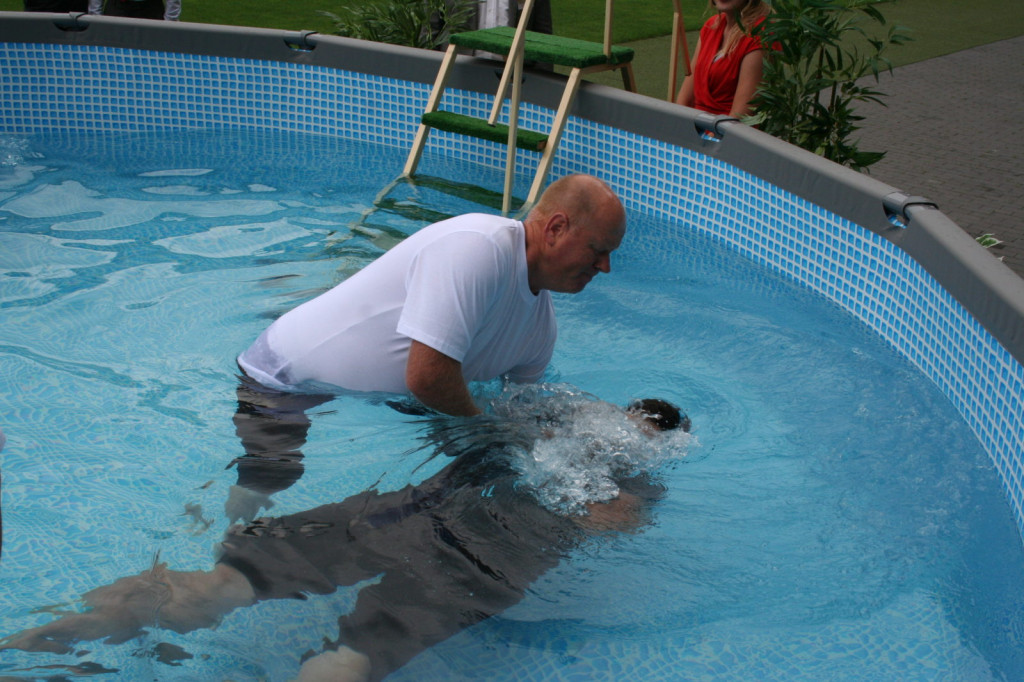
[524,174,626,294]
[627,398,690,433]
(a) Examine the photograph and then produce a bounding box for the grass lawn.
[0,0,709,37]
[2,0,1021,99]
[583,0,1024,99]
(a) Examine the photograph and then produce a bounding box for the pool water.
[1,129,1023,680]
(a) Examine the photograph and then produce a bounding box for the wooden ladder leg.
[502,39,527,215]
[403,124,432,177]
[488,0,537,126]
[525,67,584,207]
[489,63,513,126]
[667,0,691,101]
[489,48,517,127]
[351,175,407,230]
[404,44,460,177]
[620,63,637,93]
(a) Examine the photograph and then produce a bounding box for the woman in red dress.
[674,0,771,118]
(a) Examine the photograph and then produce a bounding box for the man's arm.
[405,340,482,417]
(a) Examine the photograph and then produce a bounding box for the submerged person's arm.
[405,341,482,417]
[575,470,671,533]
[575,491,647,533]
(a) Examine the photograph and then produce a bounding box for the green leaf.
[750,0,903,171]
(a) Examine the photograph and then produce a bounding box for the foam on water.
[483,384,690,515]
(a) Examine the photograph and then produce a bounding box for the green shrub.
[321,0,477,50]
[747,0,911,171]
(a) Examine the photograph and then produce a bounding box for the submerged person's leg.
[0,493,383,655]
[0,562,256,654]
[312,485,582,681]
[330,565,530,681]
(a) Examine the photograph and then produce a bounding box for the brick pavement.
[854,36,1024,279]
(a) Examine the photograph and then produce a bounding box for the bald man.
[238,174,626,416]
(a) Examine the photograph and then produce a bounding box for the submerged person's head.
[627,398,690,433]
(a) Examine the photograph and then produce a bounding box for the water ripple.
[2,180,284,232]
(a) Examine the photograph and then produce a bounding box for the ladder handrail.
[488,0,537,126]
[502,16,527,214]
[603,0,614,58]
[403,43,460,176]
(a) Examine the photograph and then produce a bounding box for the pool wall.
[2,13,1023,541]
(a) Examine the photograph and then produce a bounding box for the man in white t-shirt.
[237,174,626,417]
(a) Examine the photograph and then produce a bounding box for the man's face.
[545,214,625,294]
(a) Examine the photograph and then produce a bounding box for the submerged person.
[1,395,688,682]
[237,174,626,417]
[674,0,772,118]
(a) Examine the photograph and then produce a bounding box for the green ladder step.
[450,27,634,68]
[421,111,549,151]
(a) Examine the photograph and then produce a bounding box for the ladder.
[667,0,693,100]
[403,0,636,214]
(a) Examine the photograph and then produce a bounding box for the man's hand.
[405,341,482,417]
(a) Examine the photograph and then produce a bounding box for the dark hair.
[629,398,690,432]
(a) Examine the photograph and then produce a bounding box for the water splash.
[0,136,31,166]
[489,384,691,515]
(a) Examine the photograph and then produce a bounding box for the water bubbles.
[0,136,31,166]
[489,384,691,515]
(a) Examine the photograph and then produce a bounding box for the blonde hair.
[712,0,771,57]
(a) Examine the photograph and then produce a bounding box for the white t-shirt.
[238,214,556,395]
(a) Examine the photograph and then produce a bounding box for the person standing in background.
[87,0,180,21]
[23,0,87,12]
[674,0,771,118]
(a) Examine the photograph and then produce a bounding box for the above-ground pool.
[1,128,1022,680]
[2,13,1024,682]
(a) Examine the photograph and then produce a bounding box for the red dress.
[691,14,766,116]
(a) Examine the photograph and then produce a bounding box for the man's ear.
[544,211,570,245]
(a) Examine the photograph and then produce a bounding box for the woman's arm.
[729,48,765,118]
